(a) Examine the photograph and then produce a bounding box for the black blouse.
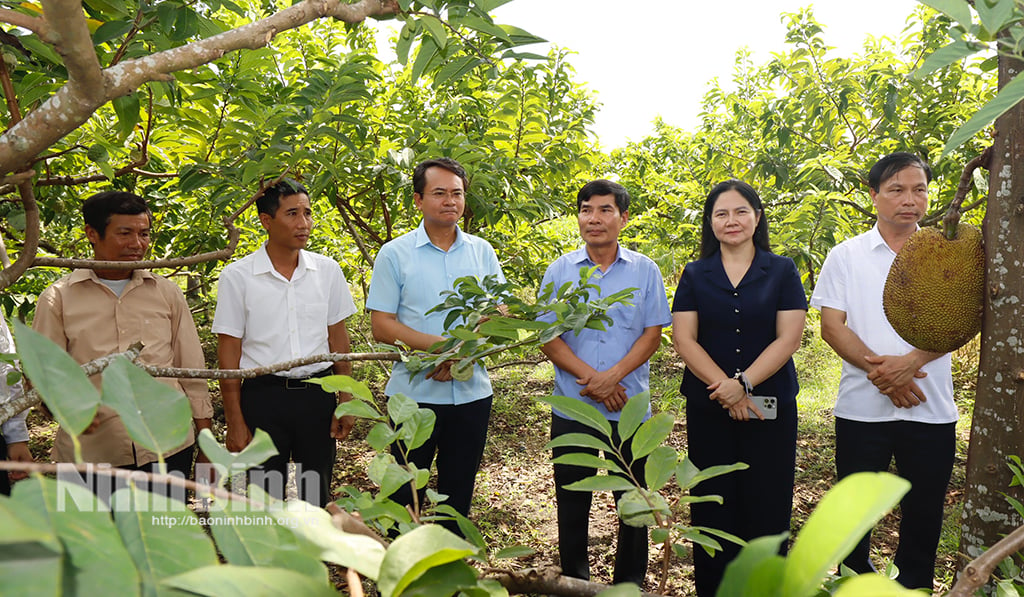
[672,248,807,411]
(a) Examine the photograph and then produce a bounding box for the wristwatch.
[733,371,753,395]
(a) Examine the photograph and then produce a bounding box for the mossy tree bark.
[961,50,1024,565]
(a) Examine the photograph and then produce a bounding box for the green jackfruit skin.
[882,223,984,354]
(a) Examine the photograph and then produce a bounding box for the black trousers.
[391,396,492,534]
[551,414,649,585]
[835,418,956,590]
[241,373,337,508]
[687,399,798,597]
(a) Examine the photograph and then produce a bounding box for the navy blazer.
[672,248,807,411]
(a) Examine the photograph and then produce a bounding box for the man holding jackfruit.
[810,152,956,590]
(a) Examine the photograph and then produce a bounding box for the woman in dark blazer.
[671,180,807,596]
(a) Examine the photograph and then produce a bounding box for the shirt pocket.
[608,288,644,332]
[298,302,329,330]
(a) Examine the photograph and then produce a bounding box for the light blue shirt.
[539,246,671,421]
[366,222,505,405]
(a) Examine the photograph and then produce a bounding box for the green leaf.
[112,93,141,139]
[943,58,1024,158]
[644,446,678,491]
[458,13,512,43]
[676,458,749,491]
[13,320,100,437]
[551,453,625,475]
[976,0,1017,36]
[111,486,219,597]
[563,476,635,493]
[269,500,385,579]
[917,0,972,26]
[410,35,439,85]
[912,39,985,80]
[378,525,477,597]
[617,488,670,528]
[366,422,399,451]
[208,502,327,582]
[432,504,486,553]
[162,565,337,597]
[617,391,650,441]
[419,14,447,49]
[400,408,436,451]
[308,374,373,401]
[494,545,536,559]
[0,498,63,597]
[12,476,140,597]
[537,396,612,437]
[629,413,674,458]
[197,428,278,489]
[100,357,192,458]
[375,460,416,499]
[396,21,416,66]
[781,472,910,597]
[388,393,420,425]
[92,19,134,45]
[717,533,788,597]
[434,56,483,88]
[335,399,383,421]
[545,432,614,454]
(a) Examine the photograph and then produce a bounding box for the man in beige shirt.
[33,191,212,498]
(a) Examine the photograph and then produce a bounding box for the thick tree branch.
[947,523,1024,597]
[142,351,399,379]
[0,9,53,42]
[0,179,40,289]
[0,0,399,176]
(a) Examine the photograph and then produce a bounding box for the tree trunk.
[960,51,1024,567]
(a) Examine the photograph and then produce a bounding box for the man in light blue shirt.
[539,179,671,586]
[366,157,504,531]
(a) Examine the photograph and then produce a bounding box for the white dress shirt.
[213,244,357,378]
[811,226,957,424]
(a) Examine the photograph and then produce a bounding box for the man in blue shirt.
[366,157,504,532]
[539,179,671,586]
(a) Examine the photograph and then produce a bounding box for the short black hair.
[257,178,308,217]
[868,152,932,192]
[413,158,469,195]
[576,179,630,214]
[82,191,151,238]
[699,179,772,259]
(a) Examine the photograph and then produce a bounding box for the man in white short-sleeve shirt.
[811,152,957,590]
[213,179,357,507]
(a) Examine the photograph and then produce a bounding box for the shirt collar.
[252,243,316,276]
[867,223,919,254]
[569,244,630,266]
[413,221,464,250]
[68,268,153,285]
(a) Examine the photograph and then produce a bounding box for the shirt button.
[733,292,738,297]
[736,329,740,333]
[735,348,741,353]
[734,308,739,313]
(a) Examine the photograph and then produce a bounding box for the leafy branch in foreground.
[401,267,635,381]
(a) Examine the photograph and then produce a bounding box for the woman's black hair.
[699,179,772,259]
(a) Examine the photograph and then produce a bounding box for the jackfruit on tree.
[882,223,984,354]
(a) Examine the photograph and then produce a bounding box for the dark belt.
[244,367,332,390]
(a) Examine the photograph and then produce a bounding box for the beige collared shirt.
[33,269,213,467]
